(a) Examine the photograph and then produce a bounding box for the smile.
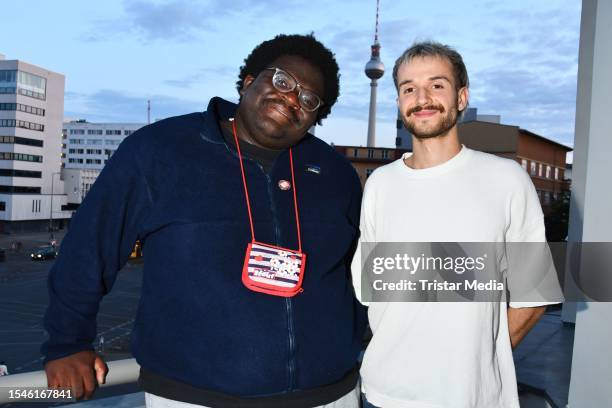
[267,102,297,123]
[412,109,439,118]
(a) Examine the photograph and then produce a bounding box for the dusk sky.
[1,0,581,150]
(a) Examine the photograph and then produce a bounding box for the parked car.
[30,246,58,261]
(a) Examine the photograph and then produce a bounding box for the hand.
[44,350,108,400]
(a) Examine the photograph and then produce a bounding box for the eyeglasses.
[265,67,323,112]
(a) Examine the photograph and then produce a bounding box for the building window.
[543,191,551,205]
[0,152,43,162]
[367,149,374,159]
[0,169,42,178]
[105,130,121,135]
[88,139,103,145]
[538,163,543,177]
[0,119,44,131]
[124,130,133,136]
[0,86,16,94]
[382,150,389,159]
[17,87,45,100]
[105,139,121,146]
[353,149,358,157]
[31,199,42,212]
[69,139,84,145]
[555,167,560,180]
[521,159,527,170]
[366,169,374,178]
[0,70,17,83]
[0,103,45,116]
[17,71,47,99]
[546,165,551,178]
[70,129,85,135]
[0,201,5,211]
[0,135,43,147]
[0,185,42,194]
[87,129,103,135]
[530,162,536,176]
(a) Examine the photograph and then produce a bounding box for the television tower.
[365,0,384,147]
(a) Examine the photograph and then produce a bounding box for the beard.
[403,103,459,139]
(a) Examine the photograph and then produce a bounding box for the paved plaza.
[0,230,142,375]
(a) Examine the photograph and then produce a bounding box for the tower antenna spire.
[365,0,384,147]
[374,0,380,44]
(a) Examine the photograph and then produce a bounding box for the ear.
[240,74,256,96]
[457,87,469,112]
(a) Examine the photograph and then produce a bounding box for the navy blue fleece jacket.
[41,97,366,396]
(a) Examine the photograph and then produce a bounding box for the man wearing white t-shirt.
[352,42,563,408]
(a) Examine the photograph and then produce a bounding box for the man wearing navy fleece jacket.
[42,34,366,408]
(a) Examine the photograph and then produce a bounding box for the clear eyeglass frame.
[265,67,323,112]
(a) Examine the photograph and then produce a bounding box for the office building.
[62,121,145,170]
[0,53,70,233]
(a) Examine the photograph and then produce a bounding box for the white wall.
[0,193,69,221]
[63,168,100,204]
[566,1,612,407]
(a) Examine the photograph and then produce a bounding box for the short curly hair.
[237,34,340,125]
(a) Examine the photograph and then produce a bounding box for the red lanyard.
[231,119,303,252]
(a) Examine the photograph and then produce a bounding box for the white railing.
[0,358,140,404]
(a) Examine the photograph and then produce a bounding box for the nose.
[278,89,301,111]
[415,87,431,106]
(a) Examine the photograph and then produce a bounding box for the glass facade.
[0,70,17,84]
[0,152,43,162]
[0,70,46,100]
[17,71,46,96]
[0,119,44,131]
[0,135,44,147]
[0,103,45,116]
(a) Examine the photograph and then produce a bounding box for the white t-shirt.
[351,146,563,408]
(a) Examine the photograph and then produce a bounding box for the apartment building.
[458,121,572,209]
[0,53,71,233]
[62,121,145,170]
[333,145,407,187]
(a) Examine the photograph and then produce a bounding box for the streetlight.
[49,171,60,241]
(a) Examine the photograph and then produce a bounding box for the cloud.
[464,4,581,145]
[162,65,237,88]
[469,65,577,145]
[64,89,214,122]
[84,0,213,42]
[84,0,305,43]
[322,15,466,126]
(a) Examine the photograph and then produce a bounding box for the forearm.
[507,305,546,348]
